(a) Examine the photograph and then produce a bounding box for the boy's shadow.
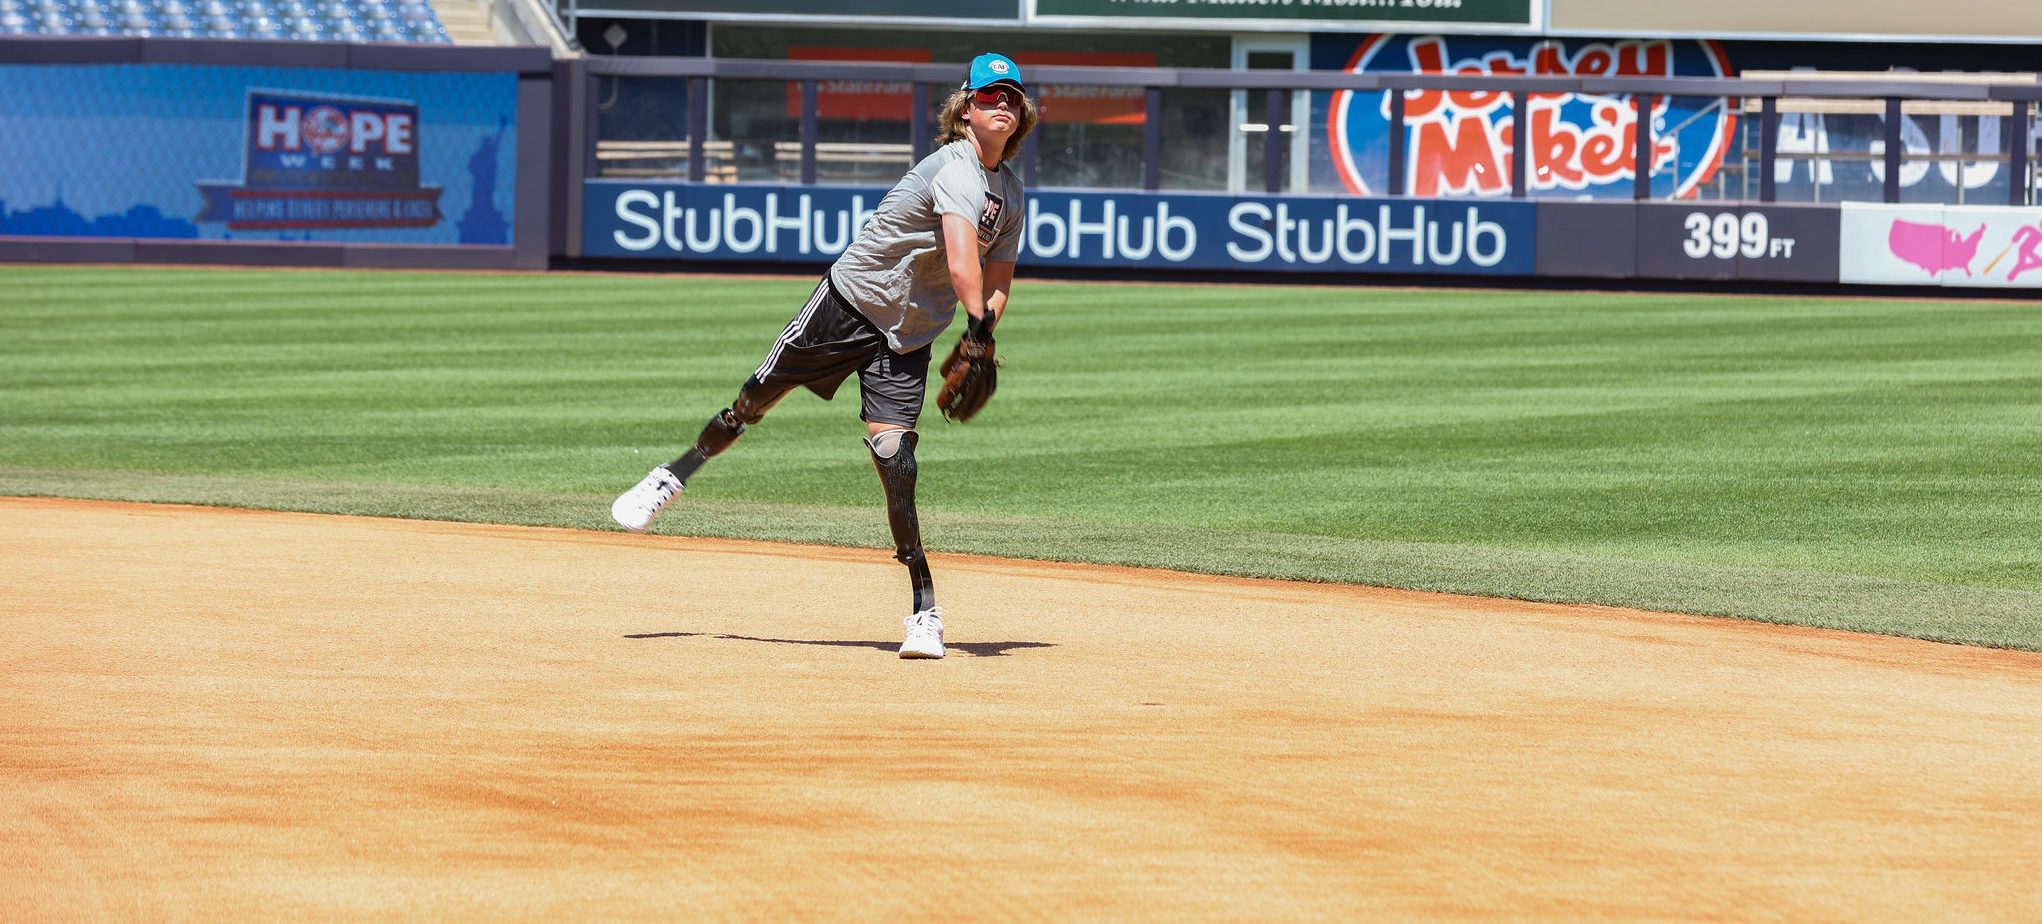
[627,631,1055,659]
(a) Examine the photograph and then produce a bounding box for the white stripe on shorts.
[754,278,831,380]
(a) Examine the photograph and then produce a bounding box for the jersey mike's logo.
[1328,35,1736,199]
[197,89,444,230]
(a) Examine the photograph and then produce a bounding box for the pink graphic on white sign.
[1989,224,2042,281]
[1886,219,1982,277]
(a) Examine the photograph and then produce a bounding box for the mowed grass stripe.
[4,265,2040,648]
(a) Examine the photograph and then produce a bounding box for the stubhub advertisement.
[583,180,1536,276]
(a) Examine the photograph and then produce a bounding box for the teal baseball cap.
[962,53,1025,93]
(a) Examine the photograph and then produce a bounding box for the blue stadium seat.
[72,6,115,31]
[242,11,281,35]
[1,0,451,40]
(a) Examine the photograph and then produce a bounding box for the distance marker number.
[1682,211,1796,261]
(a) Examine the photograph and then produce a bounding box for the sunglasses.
[973,86,1022,108]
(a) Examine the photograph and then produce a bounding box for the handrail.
[585,54,2042,100]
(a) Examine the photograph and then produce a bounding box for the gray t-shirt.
[829,138,1025,353]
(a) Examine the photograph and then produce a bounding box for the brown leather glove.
[936,312,999,423]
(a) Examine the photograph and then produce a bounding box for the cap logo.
[989,60,1010,74]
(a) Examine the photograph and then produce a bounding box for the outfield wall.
[8,38,2042,288]
[581,180,2042,289]
[0,38,557,270]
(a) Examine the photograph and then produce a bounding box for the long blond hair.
[934,86,1039,166]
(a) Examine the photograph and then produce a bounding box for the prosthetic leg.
[612,376,790,532]
[666,376,790,483]
[868,427,943,658]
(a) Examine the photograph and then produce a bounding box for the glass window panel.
[713,78,794,184]
[805,77,919,186]
[1656,94,1739,202]
[1159,87,1228,192]
[1032,91,1142,189]
[1239,86,1295,194]
[2022,108,2041,206]
[594,75,691,179]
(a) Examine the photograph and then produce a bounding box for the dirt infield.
[5,496,2041,921]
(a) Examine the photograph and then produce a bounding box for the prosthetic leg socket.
[867,428,934,614]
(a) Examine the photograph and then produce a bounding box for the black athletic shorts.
[750,275,932,428]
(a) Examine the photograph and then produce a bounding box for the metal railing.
[581,56,2042,205]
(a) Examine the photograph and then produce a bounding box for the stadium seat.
[31,7,72,30]
[0,0,449,39]
[72,6,114,31]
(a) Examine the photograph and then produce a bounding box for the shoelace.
[639,474,679,509]
[905,608,943,632]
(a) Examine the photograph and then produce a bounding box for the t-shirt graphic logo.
[977,192,1004,245]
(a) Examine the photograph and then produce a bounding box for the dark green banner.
[1032,0,1531,26]
[584,0,1019,19]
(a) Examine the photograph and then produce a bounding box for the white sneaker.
[611,466,683,532]
[899,607,945,659]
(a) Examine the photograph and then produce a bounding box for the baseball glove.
[936,313,999,423]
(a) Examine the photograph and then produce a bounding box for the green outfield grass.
[4,264,2041,649]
